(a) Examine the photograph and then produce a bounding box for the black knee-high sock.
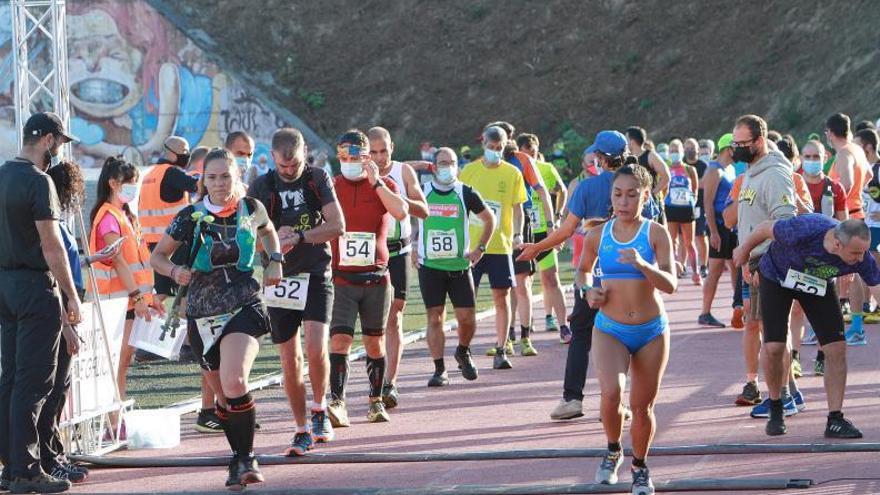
[225,394,256,458]
[366,356,386,399]
[215,403,234,455]
[521,325,531,340]
[329,353,349,401]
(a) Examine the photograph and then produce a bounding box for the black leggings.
[759,273,845,346]
[563,294,596,402]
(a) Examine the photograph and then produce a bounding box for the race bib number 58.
[339,232,376,267]
[781,269,827,296]
[427,229,457,259]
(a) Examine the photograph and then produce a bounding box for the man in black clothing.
[0,112,82,493]
[685,137,710,278]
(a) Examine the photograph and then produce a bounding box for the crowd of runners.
[2,110,880,494]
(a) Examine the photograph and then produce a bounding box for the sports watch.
[269,252,285,264]
[478,244,487,253]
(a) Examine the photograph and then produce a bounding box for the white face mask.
[340,162,365,180]
[435,166,456,185]
[699,154,712,163]
[117,183,138,204]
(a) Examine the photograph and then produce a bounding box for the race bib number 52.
[781,269,827,296]
[339,232,377,267]
[264,274,310,311]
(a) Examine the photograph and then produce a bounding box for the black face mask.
[176,153,191,168]
[684,150,697,162]
[732,145,756,164]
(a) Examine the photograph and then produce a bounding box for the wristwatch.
[269,252,285,264]
[545,220,554,229]
[297,231,306,244]
[477,244,487,253]
[372,180,384,190]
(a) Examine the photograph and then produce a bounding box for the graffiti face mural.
[0,0,323,168]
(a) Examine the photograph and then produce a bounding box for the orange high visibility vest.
[88,203,154,309]
[139,163,190,244]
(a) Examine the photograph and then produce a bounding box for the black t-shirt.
[688,159,708,208]
[166,197,269,318]
[248,168,336,275]
[0,159,60,270]
[158,160,199,203]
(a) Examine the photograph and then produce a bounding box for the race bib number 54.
[781,269,827,296]
[339,232,376,267]
[264,274,310,311]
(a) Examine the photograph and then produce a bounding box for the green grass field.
[126,250,575,408]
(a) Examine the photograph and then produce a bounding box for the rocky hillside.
[167,0,880,162]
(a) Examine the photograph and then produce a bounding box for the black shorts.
[758,273,844,346]
[709,223,737,260]
[268,272,334,344]
[388,253,410,301]
[665,206,696,223]
[514,209,536,275]
[694,211,708,236]
[187,301,270,371]
[472,254,515,290]
[148,242,187,297]
[532,231,554,264]
[418,265,476,309]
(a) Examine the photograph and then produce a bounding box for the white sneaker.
[549,399,583,420]
[595,450,624,484]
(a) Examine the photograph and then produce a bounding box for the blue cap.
[585,130,627,157]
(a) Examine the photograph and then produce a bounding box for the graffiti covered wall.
[0,0,321,168]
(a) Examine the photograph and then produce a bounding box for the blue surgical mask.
[483,148,502,164]
[802,160,823,176]
[733,161,748,176]
[235,156,252,171]
[668,152,683,163]
[117,183,138,204]
[435,166,456,185]
[658,152,668,162]
[340,161,364,180]
[699,154,712,163]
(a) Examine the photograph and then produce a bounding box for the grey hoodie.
[737,149,797,258]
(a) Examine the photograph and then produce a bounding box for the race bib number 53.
[264,274,310,311]
[781,269,827,296]
[339,232,376,267]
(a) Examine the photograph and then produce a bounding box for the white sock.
[311,398,326,412]
[295,424,308,434]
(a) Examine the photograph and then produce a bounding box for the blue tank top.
[597,219,655,280]
[711,161,735,221]
[665,166,695,209]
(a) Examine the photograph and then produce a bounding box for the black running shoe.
[765,402,786,436]
[825,416,863,439]
[225,455,242,489]
[195,409,224,434]
[226,455,264,490]
[8,473,70,494]
[47,462,87,484]
[493,347,512,370]
[454,347,479,381]
[427,371,449,387]
[381,382,399,409]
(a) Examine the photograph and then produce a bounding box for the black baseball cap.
[23,112,78,143]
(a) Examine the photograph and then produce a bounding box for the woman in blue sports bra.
[579,164,676,495]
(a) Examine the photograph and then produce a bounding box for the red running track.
[72,280,880,494]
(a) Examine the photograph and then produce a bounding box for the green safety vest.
[529,161,561,234]
[417,182,471,271]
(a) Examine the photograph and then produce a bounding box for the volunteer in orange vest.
[139,136,199,302]
[89,156,164,431]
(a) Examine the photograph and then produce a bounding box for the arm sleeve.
[763,170,798,221]
[166,206,196,242]
[859,253,880,286]
[30,175,60,221]
[315,168,337,207]
[161,166,199,198]
[511,171,527,205]
[463,185,487,215]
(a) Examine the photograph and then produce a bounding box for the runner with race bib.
[733,214,880,439]
[415,147,494,387]
[664,140,700,285]
[150,148,283,490]
[248,128,345,456]
[327,130,409,426]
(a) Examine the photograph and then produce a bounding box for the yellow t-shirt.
[460,158,527,254]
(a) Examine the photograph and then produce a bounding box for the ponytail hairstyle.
[90,156,139,226]
[584,164,653,229]
[198,147,246,201]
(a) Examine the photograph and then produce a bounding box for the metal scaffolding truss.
[10,0,69,146]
